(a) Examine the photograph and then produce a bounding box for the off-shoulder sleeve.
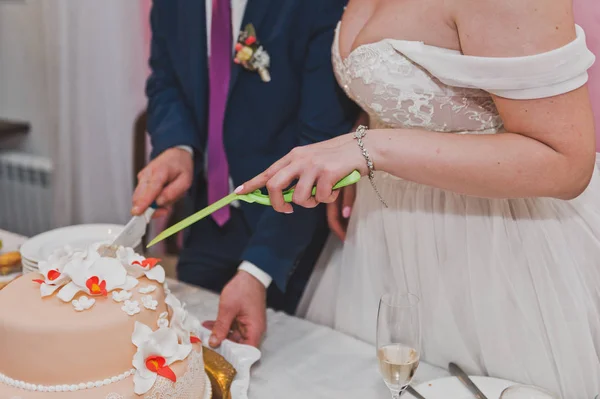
[390,25,596,100]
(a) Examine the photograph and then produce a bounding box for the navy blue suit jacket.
[146,0,357,291]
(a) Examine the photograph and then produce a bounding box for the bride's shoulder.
[450,0,577,57]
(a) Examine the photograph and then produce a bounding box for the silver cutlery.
[406,385,427,399]
[448,362,489,399]
[99,202,157,256]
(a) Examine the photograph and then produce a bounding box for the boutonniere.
[234,24,271,82]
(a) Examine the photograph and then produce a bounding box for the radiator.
[0,152,53,237]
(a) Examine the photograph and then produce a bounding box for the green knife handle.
[244,170,361,206]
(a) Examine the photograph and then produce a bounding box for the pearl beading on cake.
[0,368,135,392]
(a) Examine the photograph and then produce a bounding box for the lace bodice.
[333,23,595,133]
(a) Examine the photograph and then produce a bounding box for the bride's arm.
[237,0,596,212]
[371,0,595,200]
[370,88,594,200]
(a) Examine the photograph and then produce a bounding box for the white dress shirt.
[176,0,272,288]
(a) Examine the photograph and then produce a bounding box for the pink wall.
[140,0,152,76]
[573,1,600,151]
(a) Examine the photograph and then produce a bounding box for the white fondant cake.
[0,244,209,398]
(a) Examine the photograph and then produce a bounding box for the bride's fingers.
[314,173,339,203]
[323,188,340,204]
[327,198,346,241]
[236,155,292,195]
[266,165,300,213]
[293,171,319,208]
[341,184,357,219]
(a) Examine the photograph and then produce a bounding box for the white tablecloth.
[169,279,450,398]
[2,228,450,398]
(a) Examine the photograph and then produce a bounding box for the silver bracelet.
[353,125,388,208]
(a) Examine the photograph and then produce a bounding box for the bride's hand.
[236,134,367,214]
[327,185,356,241]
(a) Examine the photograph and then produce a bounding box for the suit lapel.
[228,0,274,96]
[182,0,208,121]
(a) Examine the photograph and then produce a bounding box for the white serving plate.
[196,326,261,399]
[20,224,141,263]
[407,376,515,399]
[21,261,38,274]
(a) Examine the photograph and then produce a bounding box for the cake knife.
[448,363,489,399]
[146,170,362,248]
[99,201,158,255]
[406,386,427,399]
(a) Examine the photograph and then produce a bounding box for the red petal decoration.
[32,279,44,285]
[99,280,107,296]
[190,336,202,344]
[132,258,161,269]
[145,356,166,372]
[235,43,243,52]
[47,269,61,281]
[245,36,256,45]
[86,276,108,296]
[157,366,177,383]
[86,276,99,289]
[145,258,161,269]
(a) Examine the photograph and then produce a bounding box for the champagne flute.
[376,292,421,398]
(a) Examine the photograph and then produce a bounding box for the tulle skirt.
[297,155,600,399]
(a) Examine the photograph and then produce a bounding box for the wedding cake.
[0,244,210,399]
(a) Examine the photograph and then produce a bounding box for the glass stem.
[390,386,408,398]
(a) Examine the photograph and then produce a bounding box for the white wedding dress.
[297,23,600,398]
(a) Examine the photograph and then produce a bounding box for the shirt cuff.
[175,145,194,155]
[238,261,272,288]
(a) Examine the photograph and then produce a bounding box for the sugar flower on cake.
[138,284,157,294]
[122,299,141,316]
[131,322,192,395]
[31,244,88,297]
[157,312,169,329]
[165,293,202,344]
[72,295,95,311]
[57,256,138,302]
[112,289,133,303]
[32,259,72,297]
[141,295,158,311]
[116,247,166,284]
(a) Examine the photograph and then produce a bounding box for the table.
[2,229,450,398]
[171,279,450,398]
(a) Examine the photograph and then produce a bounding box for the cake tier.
[0,273,167,386]
[0,346,208,399]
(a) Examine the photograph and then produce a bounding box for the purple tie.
[208,0,232,226]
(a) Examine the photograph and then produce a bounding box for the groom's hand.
[131,147,193,217]
[206,270,267,348]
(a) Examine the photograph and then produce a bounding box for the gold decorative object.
[203,347,237,399]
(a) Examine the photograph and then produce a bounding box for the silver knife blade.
[406,385,427,399]
[448,363,488,399]
[109,206,156,250]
